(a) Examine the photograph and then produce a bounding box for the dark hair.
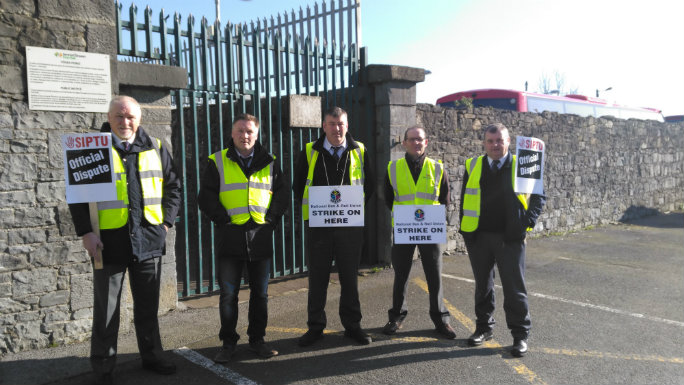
[233,113,260,128]
[483,122,509,138]
[403,126,426,141]
[323,106,347,120]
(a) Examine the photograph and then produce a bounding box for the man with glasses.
[381,126,456,339]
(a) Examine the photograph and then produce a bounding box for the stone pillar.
[0,0,187,353]
[366,65,425,264]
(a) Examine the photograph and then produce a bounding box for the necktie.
[123,142,130,151]
[492,159,500,171]
[242,156,252,168]
[331,146,341,162]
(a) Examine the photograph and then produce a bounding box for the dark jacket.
[293,133,375,207]
[458,153,545,242]
[68,123,182,263]
[198,140,289,260]
[384,152,450,210]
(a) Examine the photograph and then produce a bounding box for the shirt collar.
[487,152,509,168]
[323,137,347,152]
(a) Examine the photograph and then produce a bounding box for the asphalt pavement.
[1,212,683,385]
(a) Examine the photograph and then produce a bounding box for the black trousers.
[91,257,163,375]
[305,225,364,332]
[388,243,450,327]
[464,232,530,339]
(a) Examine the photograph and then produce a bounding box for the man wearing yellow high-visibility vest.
[459,123,545,357]
[68,96,182,383]
[292,106,375,347]
[198,114,288,363]
[382,126,457,339]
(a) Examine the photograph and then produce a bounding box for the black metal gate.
[115,0,372,297]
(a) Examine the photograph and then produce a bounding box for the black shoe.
[298,329,324,347]
[435,323,457,339]
[249,341,278,358]
[382,321,402,335]
[142,359,176,375]
[511,338,528,357]
[344,328,372,345]
[94,373,113,385]
[467,330,493,346]
[213,344,236,363]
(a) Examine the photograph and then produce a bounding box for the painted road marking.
[533,347,684,364]
[442,273,684,328]
[412,277,548,385]
[174,346,260,385]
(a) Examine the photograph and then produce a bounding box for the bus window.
[527,96,564,114]
[471,98,518,111]
[564,101,595,117]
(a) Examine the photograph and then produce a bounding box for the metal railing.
[115,0,368,297]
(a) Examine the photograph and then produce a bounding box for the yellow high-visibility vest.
[301,141,365,220]
[388,157,443,206]
[209,149,274,225]
[460,155,530,232]
[97,138,164,229]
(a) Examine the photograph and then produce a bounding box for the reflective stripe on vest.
[97,138,164,229]
[301,141,365,220]
[210,149,274,225]
[388,157,443,225]
[460,155,530,233]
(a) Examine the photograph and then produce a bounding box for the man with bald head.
[69,96,181,384]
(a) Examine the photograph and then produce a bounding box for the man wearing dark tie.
[459,123,545,357]
[199,114,288,363]
[292,106,375,347]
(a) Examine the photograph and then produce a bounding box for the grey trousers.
[387,243,450,327]
[90,257,163,375]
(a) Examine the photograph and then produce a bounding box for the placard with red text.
[61,133,116,203]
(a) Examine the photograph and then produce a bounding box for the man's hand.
[82,232,104,257]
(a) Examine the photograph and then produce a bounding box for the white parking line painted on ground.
[174,347,261,385]
[442,273,684,328]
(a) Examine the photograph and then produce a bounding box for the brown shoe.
[436,323,457,339]
[249,341,278,359]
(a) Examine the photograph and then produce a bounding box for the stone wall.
[0,0,185,354]
[414,104,684,253]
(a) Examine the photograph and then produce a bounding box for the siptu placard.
[393,205,447,244]
[308,185,364,227]
[514,136,545,195]
[62,133,116,203]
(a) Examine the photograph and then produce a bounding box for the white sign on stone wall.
[26,46,111,112]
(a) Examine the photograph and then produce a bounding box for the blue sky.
[119,0,684,116]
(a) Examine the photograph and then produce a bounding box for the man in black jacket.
[292,106,375,347]
[198,114,288,363]
[68,96,182,385]
[459,123,545,357]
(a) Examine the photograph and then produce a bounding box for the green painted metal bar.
[144,6,153,58]
[116,1,124,55]
[214,21,223,93]
[293,35,301,95]
[331,41,337,107]
[187,15,197,89]
[203,90,216,292]
[175,89,191,298]
[226,23,235,95]
[252,27,262,129]
[200,18,210,92]
[237,26,247,113]
[159,9,169,65]
[323,42,329,110]
[129,4,139,56]
[339,43,345,110]
[304,38,311,96]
